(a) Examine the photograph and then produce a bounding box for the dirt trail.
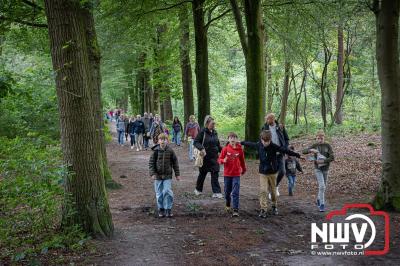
[87,123,400,266]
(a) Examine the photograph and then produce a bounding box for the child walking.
[149,133,181,218]
[241,130,300,218]
[302,130,334,212]
[285,146,303,196]
[218,132,246,217]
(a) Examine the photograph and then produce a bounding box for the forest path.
[87,122,400,266]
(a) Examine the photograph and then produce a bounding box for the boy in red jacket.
[218,132,246,217]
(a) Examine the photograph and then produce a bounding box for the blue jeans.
[188,138,194,160]
[224,177,240,210]
[118,130,125,145]
[154,179,174,210]
[315,169,328,205]
[172,131,181,145]
[287,175,296,194]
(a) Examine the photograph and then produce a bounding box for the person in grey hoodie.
[142,112,152,150]
[116,114,126,145]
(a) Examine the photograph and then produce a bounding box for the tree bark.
[280,60,290,125]
[230,0,265,147]
[372,0,400,211]
[192,0,210,123]
[44,0,113,237]
[81,7,113,185]
[320,44,332,129]
[179,4,194,127]
[335,23,344,124]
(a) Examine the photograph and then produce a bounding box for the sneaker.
[131,146,134,150]
[136,148,139,152]
[276,186,280,197]
[232,209,239,217]
[225,206,232,213]
[258,209,267,218]
[319,204,325,212]
[212,193,223,199]
[271,206,278,215]
[268,193,271,200]
[158,209,165,218]
[194,189,202,196]
[316,199,320,207]
[289,190,293,196]
[165,209,174,218]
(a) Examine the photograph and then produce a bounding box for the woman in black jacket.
[193,115,223,198]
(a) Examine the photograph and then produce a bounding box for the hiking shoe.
[194,189,202,196]
[259,209,267,218]
[212,193,223,199]
[289,191,293,196]
[225,206,232,213]
[319,204,325,212]
[232,209,239,217]
[272,206,278,215]
[316,199,320,207]
[165,209,174,218]
[158,209,165,218]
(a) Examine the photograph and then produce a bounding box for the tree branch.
[21,0,44,10]
[229,0,248,56]
[204,9,231,30]
[140,0,192,16]
[0,15,47,28]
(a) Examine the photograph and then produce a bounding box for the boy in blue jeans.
[285,145,303,196]
[149,133,181,217]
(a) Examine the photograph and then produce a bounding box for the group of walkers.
[110,109,335,218]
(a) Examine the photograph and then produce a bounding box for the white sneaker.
[212,193,223,199]
[136,148,139,152]
[131,146,134,150]
[268,193,271,200]
[276,186,280,197]
[194,189,202,196]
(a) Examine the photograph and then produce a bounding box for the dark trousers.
[276,154,286,186]
[224,176,240,209]
[196,168,221,193]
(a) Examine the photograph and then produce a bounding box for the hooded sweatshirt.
[218,143,246,177]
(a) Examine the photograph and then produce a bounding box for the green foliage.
[0,137,87,262]
[0,46,59,139]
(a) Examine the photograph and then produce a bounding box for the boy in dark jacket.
[285,146,303,196]
[302,130,334,212]
[149,133,180,218]
[241,130,300,218]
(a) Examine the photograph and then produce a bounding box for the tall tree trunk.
[320,44,332,129]
[230,0,265,147]
[192,0,210,124]
[44,0,113,237]
[266,53,273,113]
[179,4,194,127]
[280,60,290,125]
[81,6,113,186]
[163,95,173,121]
[335,23,344,124]
[295,67,307,125]
[372,0,400,211]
